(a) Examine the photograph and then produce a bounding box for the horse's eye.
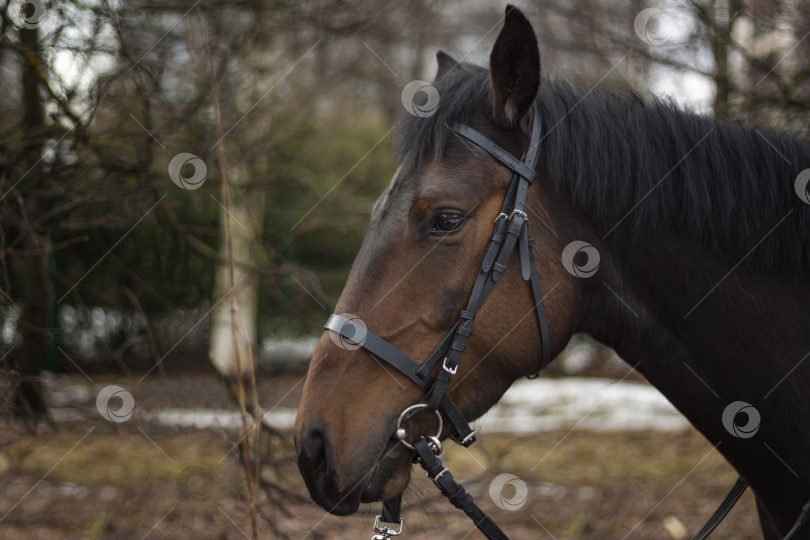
[432,212,465,234]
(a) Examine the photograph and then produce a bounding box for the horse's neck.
[578,230,810,531]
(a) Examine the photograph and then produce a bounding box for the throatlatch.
[323,104,788,539]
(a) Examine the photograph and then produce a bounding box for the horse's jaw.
[359,439,413,504]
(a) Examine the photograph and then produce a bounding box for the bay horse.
[295,6,810,539]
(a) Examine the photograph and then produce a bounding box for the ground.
[0,372,763,539]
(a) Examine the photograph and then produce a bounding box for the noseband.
[320,106,771,539]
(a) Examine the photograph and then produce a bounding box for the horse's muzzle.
[296,420,414,515]
[296,422,363,515]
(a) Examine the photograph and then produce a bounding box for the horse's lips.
[360,439,413,503]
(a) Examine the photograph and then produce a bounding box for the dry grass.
[0,418,762,539]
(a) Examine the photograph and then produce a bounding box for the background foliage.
[0,0,808,383]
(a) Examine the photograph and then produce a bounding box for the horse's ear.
[489,5,541,126]
[435,51,459,80]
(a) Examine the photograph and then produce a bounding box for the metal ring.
[395,404,443,451]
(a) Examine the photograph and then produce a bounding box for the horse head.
[294,7,586,515]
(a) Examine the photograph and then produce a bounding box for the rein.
[321,106,807,539]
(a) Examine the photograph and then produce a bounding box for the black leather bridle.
[321,106,810,540]
[325,107,548,540]
[326,107,549,445]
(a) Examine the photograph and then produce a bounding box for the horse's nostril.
[296,421,366,514]
[299,424,329,473]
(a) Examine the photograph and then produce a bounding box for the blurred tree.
[3,11,50,415]
[1,0,806,409]
[529,0,809,130]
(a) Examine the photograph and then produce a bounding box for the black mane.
[395,64,810,275]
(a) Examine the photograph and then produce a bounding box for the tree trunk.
[14,236,50,415]
[12,23,50,416]
[710,0,732,118]
[208,162,264,380]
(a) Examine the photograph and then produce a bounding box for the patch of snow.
[259,337,319,368]
[48,376,690,434]
[474,377,690,433]
[142,407,298,431]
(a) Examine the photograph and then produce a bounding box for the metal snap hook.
[395,404,443,451]
[371,515,404,539]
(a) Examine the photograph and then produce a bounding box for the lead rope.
[374,474,808,539]
[783,499,810,540]
[690,477,748,540]
[370,438,509,540]
[413,437,509,540]
[691,479,810,540]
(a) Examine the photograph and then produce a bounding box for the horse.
[295,6,810,539]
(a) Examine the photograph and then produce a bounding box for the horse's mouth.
[310,439,413,516]
[359,439,413,504]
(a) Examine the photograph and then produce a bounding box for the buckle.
[442,357,458,375]
[493,212,508,223]
[431,467,449,489]
[509,209,528,222]
[459,430,477,446]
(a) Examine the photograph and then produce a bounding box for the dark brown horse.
[295,6,810,538]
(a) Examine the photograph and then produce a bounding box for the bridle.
[320,105,810,539]
[325,106,548,540]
